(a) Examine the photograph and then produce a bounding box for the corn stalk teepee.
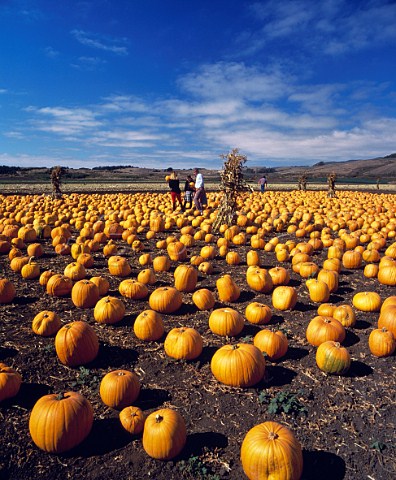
[51,166,64,199]
[212,148,252,232]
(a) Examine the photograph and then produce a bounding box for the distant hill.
[0,153,395,184]
[269,154,396,181]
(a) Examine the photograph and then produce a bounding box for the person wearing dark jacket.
[168,171,184,211]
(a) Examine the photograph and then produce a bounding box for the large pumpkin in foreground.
[241,421,303,480]
[29,391,93,453]
[142,408,186,460]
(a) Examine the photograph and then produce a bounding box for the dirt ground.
[0,189,395,480]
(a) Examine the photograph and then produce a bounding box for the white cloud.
[178,62,292,101]
[71,29,128,55]
[11,60,396,167]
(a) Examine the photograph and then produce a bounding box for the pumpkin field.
[0,187,395,480]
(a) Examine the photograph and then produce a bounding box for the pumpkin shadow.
[0,346,18,361]
[269,314,285,325]
[91,344,139,369]
[343,330,360,347]
[176,303,198,316]
[136,387,172,410]
[182,432,228,458]
[6,382,52,409]
[66,418,132,458]
[115,312,137,327]
[284,347,309,361]
[295,302,316,313]
[347,361,373,378]
[239,324,261,337]
[196,345,218,367]
[235,291,257,303]
[336,286,354,295]
[302,450,346,479]
[261,365,297,387]
[13,296,40,305]
[354,319,372,329]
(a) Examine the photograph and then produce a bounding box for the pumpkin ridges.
[29,391,94,453]
[241,421,303,480]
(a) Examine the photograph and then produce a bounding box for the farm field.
[0,187,395,480]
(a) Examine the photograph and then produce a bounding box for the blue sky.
[1,0,395,169]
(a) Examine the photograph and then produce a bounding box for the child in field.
[183,175,195,209]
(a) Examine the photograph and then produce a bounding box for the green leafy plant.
[371,440,386,453]
[259,389,308,416]
[71,366,99,389]
[178,455,220,479]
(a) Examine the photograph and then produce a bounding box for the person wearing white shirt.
[193,168,205,215]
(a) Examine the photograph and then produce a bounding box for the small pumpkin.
[149,286,183,314]
[119,406,145,435]
[137,268,157,285]
[0,363,22,402]
[134,310,164,341]
[272,286,297,311]
[142,408,187,460]
[211,343,265,387]
[100,370,140,410]
[216,274,240,302]
[119,279,149,300]
[32,310,61,336]
[173,265,198,293]
[253,329,288,361]
[245,302,272,325]
[89,275,110,296]
[0,278,16,304]
[306,278,330,303]
[192,288,215,311]
[333,304,356,328]
[246,267,273,293]
[71,280,100,309]
[316,341,351,375]
[46,274,73,297]
[352,291,382,312]
[368,328,395,357]
[94,296,126,324]
[21,257,40,279]
[108,255,132,277]
[55,321,99,367]
[306,316,345,347]
[209,308,245,337]
[164,327,203,360]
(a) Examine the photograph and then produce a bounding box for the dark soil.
[0,192,395,480]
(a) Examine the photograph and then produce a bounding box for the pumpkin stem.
[155,414,164,423]
[268,431,279,440]
[334,342,341,348]
[56,393,68,401]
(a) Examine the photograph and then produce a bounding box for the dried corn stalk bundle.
[327,172,336,198]
[51,166,64,199]
[212,148,252,232]
[298,175,307,191]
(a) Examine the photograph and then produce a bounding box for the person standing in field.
[183,174,195,210]
[258,175,268,193]
[193,168,206,215]
[168,170,184,211]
